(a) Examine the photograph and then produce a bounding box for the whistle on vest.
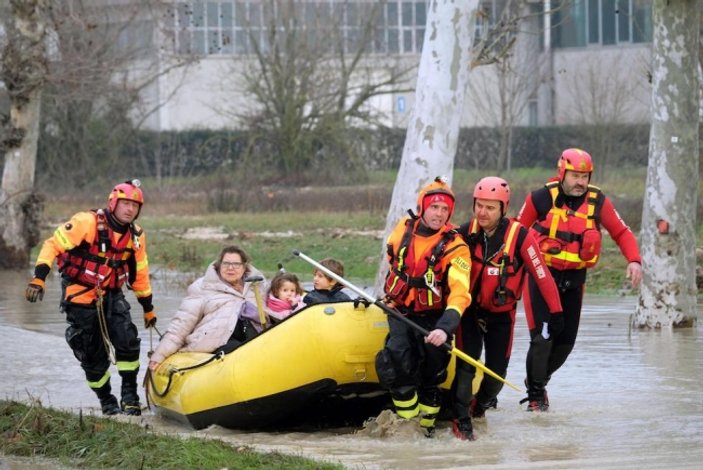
[424,270,439,297]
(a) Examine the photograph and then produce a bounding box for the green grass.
[115,211,648,294]
[37,167,700,294]
[141,212,385,282]
[0,400,342,470]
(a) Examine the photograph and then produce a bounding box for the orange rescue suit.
[35,210,152,305]
[385,216,471,316]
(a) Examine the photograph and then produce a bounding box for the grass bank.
[0,400,342,470]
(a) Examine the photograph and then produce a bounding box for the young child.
[265,271,304,322]
[302,257,352,305]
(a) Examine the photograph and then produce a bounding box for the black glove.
[138,296,156,328]
[548,312,565,337]
[25,279,45,303]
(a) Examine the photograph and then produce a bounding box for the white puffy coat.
[150,262,267,364]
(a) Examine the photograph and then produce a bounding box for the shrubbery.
[35,123,655,190]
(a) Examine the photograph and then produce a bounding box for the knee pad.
[375,348,397,389]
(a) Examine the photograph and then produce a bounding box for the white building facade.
[141,0,654,131]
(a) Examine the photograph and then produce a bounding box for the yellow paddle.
[244,275,268,331]
[293,250,521,392]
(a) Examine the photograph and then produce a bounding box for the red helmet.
[108,180,144,215]
[473,176,510,215]
[557,148,593,181]
[416,176,455,219]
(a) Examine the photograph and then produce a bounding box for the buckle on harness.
[424,270,439,297]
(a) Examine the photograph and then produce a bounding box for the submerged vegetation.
[0,399,343,469]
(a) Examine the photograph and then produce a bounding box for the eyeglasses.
[221,261,245,269]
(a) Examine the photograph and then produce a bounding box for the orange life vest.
[467,218,524,313]
[57,210,137,290]
[530,182,603,270]
[385,217,458,313]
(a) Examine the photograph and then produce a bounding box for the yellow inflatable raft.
[146,301,479,430]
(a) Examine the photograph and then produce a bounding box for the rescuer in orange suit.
[375,177,472,438]
[25,180,156,416]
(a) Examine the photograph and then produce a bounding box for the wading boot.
[120,371,143,416]
[452,418,476,441]
[469,398,485,418]
[418,387,441,439]
[520,385,549,412]
[100,395,121,416]
[470,396,499,418]
[93,381,121,416]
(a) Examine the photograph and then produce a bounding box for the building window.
[166,0,428,56]
[552,0,652,48]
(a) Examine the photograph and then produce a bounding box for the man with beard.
[516,149,642,411]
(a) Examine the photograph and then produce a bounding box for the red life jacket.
[57,209,137,290]
[384,217,458,313]
[530,181,604,270]
[467,218,524,313]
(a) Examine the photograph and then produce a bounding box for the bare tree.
[0,0,49,269]
[215,0,414,186]
[0,0,192,268]
[37,1,193,188]
[560,51,649,181]
[634,0,699,328]
[373,0,478,293]
[467,0,545,173]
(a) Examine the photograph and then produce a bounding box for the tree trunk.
[633,0,700,328]
[373,0,478,294]
[0,0,48,269]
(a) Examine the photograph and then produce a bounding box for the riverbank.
[0,400,343,470]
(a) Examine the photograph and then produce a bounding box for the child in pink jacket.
[265,271,304,322]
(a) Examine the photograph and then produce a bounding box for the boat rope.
[96,287,116,365]
[144,350,225,403]
[147,325,164,359]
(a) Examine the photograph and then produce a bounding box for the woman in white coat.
[148,246,268,370]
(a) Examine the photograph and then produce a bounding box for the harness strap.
[63,251,129,269]
[531,224,583,243]
[541,184,602,266]
[390,221,456,289]
[493,221,521,303]
[395,216,417,273]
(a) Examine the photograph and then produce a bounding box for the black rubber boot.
[452,418,476,441]
[418,387,441,438]
[93,382,121,416]
[469,397,486,418]
[120,371,142,416]
[521,382,549,412]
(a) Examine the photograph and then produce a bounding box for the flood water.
[1,269,702,469]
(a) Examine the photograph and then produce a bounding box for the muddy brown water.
[1,270,701,469]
